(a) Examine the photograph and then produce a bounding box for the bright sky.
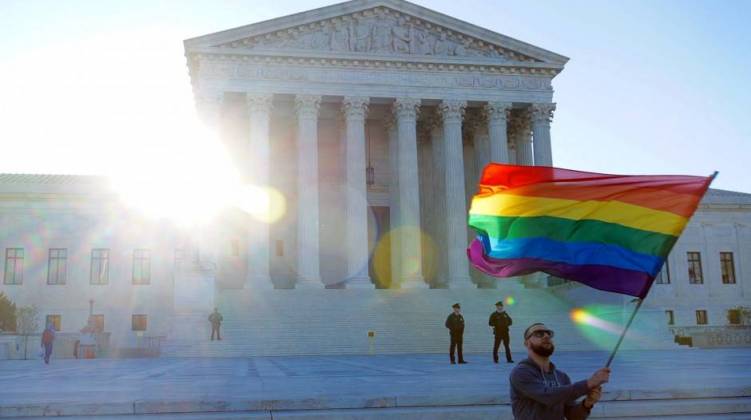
[1,0,749,196]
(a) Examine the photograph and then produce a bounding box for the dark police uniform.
[488,304,513,363]
[445,304,466,364]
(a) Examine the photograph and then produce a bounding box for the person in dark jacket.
[445,303,467,364]
[208,308,223,341]
[510,323,609,420]
[41,323,55,364]
[489,301,514,363]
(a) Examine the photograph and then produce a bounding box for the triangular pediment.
[185,0,568,67]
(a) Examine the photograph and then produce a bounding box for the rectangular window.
[231,240,240,257]
[132,249,150,285]
[720,252,736,284]
[687,252,703,284]
[275,240,284,257]
[45,315,61,331]
[696,310,708,325]
[90,314,105,332]
[665,310,674,326]
[728,309,741,325]
[3,248,24,285]
[47,248,67,285]
[90,249,109,285]
[655,260,671,284]
[132,314,147,331]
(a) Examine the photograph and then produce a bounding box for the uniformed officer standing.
[445,303,467,364]
[488,301,514,363]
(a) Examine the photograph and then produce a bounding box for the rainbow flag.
[467,164,714,298]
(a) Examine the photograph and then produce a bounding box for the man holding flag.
[510,322,609,419]
[466,163,715,418]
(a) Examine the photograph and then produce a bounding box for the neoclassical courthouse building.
[1,0,750,357]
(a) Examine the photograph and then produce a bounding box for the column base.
[295,279,325,289]
[400,277,429,289]
[346,277,375,289]
[244,276,275,290]
[448,277,477,289]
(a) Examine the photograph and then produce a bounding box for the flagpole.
[605,298,644,368]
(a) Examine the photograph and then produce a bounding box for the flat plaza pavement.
[0,349,750,419]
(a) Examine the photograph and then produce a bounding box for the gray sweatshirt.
[509,358,592,420]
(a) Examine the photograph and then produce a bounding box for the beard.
[530,341,555,357]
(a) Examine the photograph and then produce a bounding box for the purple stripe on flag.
[468,239,654,298]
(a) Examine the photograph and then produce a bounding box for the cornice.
[188,50,562,78]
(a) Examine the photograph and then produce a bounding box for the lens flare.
[235,185,287,224]
[370,227,434,289]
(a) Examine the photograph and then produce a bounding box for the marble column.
[295,94,323,288]
[485,102,512,164]
[514,111,534,166]
[417,121,435,285]
[440,100,475,288]
[245,93,274,289]
[342,96,374,289]
[468,112,490,181]
[393,98,427,288]
[428,112,447,287]
[386,116,401,288]
[531,103,556,167]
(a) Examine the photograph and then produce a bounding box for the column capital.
[342,96,369,120]
[393,98,422,120]
[295,94,322,119]
[246,93,274,114]
[465,109,487,133]
[484,102,513,122]
[510,111,532,138]
[530,103,556,124]
[439,99,466,123]
[421,108,443,132]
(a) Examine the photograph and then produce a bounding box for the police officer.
[489,301,513,363]
[445,303,467,364]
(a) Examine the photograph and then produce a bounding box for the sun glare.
[109,114,286,228]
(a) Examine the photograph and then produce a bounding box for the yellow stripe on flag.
[469,193,687,236]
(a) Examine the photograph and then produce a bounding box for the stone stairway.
[162,280,677,358]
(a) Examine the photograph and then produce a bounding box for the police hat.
[495,301,504,306]
[452,303,461,309]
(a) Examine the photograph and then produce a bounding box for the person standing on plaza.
[208,308,223,341]
[510,322,609,419]
[489,301,514,363]
[445,303,467,364]
[41,323,55,364]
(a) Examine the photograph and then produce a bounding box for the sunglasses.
[526,329,555,339]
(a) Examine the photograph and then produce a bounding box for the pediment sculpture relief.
[220,8,536,62]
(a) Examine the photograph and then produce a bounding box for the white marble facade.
[187,0,562,290]
[0,0,749,353]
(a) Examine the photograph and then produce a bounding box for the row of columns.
[199,93,555,289]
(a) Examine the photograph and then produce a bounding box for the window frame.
[90,248,110,285]
[132,249,151,285]
[45,314,61,331]
[131,314,148,331]
[47,248,67,285]
[655,260,671,284]
[90,314,105,332]
[695,309,708,325]
[3,248,24,285]
[720,252,736,284]
[665,310,674,326]
[687,251,703,284]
